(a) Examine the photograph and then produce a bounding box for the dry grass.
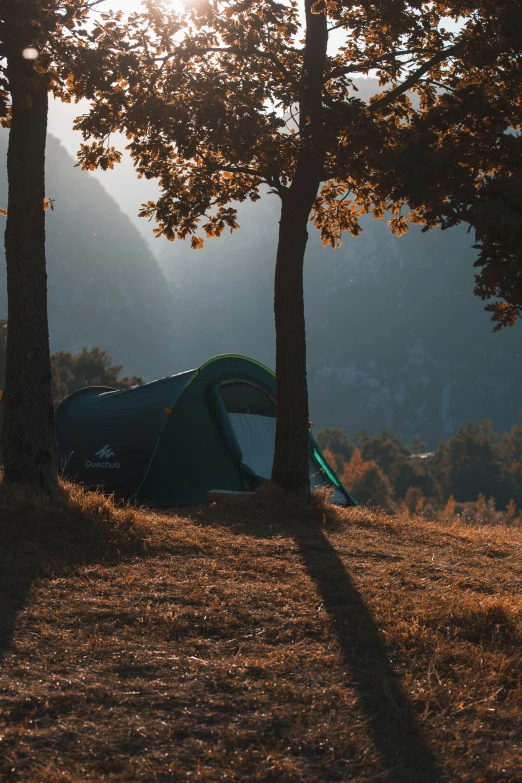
[1,484,522,782]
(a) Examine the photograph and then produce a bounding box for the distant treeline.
[316,420,522,523]
[0,320,141,409]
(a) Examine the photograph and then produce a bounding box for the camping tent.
[57,354,356,506]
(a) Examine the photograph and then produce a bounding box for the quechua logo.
[85,445,120,469]
[95,445,115,459]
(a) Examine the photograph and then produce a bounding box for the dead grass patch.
[0,479,150,558]
[1,488,522,781]
[0,480,150,654]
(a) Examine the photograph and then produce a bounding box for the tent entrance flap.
[229,413,276,479]
[218,378,277,481]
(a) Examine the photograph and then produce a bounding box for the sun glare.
[22,47,39,60]
[165,0,189,10]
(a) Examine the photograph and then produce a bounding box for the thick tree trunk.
[271,0,328,500]
[271,197,312,498]
[270,0,327,499]
[2,52,57,490]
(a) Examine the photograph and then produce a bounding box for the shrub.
[342,448,393,509]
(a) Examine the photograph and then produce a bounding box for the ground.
[0,484,521,782]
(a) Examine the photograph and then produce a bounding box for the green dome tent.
[57,354,356,507]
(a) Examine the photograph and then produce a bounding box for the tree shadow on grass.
[294,524,444,783]
[199,499,445,783]
[0,552,34,658]
[0,481,146,664]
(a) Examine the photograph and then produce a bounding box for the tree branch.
[369,44,461,113]
[217,163,263,178]
[325,49,428,82]
[327,21,349,33]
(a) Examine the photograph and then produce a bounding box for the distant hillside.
[157,196,522,448]
[0,132,179,379]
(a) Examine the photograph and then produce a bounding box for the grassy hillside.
[1,487,521,782]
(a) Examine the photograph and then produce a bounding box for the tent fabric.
[209,382,243,467]
[56,354,356,507]
[57,369,196,496]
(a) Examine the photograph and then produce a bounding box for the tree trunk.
[271,197,312,498]
[271,0,327,499]
[2,52,57,490]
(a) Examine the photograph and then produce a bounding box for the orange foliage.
[342,448,393,509]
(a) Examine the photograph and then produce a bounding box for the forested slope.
[0,131,179,379]
[158,197,522,448]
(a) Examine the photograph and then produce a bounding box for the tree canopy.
[77,0,522,326]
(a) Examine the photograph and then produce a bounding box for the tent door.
[217,379,277,483]
[228,412,276,479]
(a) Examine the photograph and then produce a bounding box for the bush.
[342,448,394,509]
[404,486,425,514]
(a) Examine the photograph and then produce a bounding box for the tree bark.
[272,197,312,497]
[271,0,327,499]
[2,51,57,490]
